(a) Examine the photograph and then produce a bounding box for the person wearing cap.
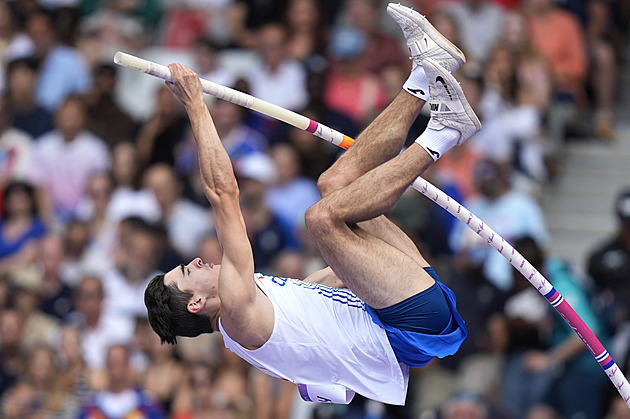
[587,189,630,331]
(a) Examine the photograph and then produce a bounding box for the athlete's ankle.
[403,65,429,101]
[415,126,460,161]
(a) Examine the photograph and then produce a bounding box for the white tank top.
[219,274,410,405]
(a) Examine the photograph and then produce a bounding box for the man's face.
[55,99,86,138]
[163,258,220,314]
[143,166,180,210]
[124,230,157,280]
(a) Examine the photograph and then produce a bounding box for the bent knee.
[305,201,340,238]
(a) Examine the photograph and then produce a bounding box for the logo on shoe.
[435,76,452,100]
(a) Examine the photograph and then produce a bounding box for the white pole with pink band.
[114,51,630,408]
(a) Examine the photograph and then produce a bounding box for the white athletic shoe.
[387,3,465,74]
[422,58,481,145]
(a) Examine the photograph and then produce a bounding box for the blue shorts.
[365,267,467,367]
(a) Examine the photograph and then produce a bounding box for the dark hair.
[513,236,544,271]
[2,181,39,220]
[144,274,213,345]
[195,36,224,52]
[7,57,39,76]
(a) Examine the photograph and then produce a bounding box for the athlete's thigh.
[357,215,429,268]
[316,222,435,309]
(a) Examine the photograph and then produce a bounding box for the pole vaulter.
[114,51,630,409]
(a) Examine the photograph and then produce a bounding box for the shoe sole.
[424,58,481,139]
[388,4,466,69]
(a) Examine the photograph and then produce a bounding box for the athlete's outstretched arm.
[166,64,272,347]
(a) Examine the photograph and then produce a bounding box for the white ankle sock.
[403,65,429,101]
[415,126,460,161]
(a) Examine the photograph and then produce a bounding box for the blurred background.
[0,0,628,418]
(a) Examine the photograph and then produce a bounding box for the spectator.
[57,326,91,404]
[26,11,92,112]
[302,65,359,141]
[83,63,136,147]
[449,159,549,291]
[136,87,189,169]
[525,0,588,141]
[210,95,269,165]
[444,0,506,65]
[5,58,53,139]
[101,220,162,319]
[209,347,253,417]
[0,2,34,92]
[472,43,547,188]
[504,237,608,419]
[501,11,552,113]
[171,362,225,419]
[245,23,309,112]
[323,27,388,129]
[192,36,235,89]
[0,381,46,419]
[586,0,619,140]
[344,0,407,74]
[284,0,328,62]
[173,347,253,419]
[454,313,509,410]
[0,182,46,276]
[63,219,99,285]
[79,344,164,419]
[38,233,74,320]
[129,317,152,376]
[139,330,186,415]
[142,163,213,259]
[28,95,111,221]
[229,0,290,48]
[75,173,134,276]
[0,309,25,397]
[587,189,630,333]
[110,142,141,191]
[66,276,134,370]
[77,173,114,245]
[21,345,77,416]
[266,143,320,239]
[79,0,161,35]
[107,142,161,225]
[0,95,33,182]
[284,110,339,180]
[250,367,295,419]
[10,279,61,354]
[77,0,159,67]
[235,152,296,271]
[159,2,209,50]
[271,250,306,280]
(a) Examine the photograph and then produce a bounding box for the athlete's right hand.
[165,63,205,110]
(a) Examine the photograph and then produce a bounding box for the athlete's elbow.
[203,179,240,203]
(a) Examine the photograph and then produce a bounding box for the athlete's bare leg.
[315,3,469,270]
[316,92,428,265]
[305,58,481,309]
[317,91,424,198]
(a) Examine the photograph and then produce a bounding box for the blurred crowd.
[0,0,628,418]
